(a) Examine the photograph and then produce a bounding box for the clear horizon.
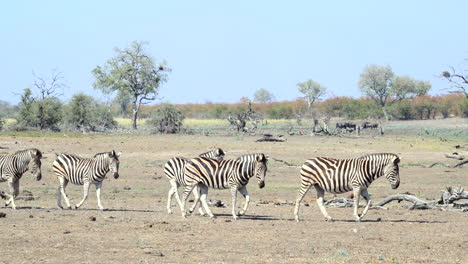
[2,1,467,105]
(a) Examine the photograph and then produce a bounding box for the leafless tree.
[442,65,468,98]
[32,69,67,99]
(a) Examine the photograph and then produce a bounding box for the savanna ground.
[0,118,467,264]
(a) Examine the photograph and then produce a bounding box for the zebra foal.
[294,153,400,222]
[181,153,268,220]
[53,150,121,210]
[0,148,42,209]
[164,148,225,214]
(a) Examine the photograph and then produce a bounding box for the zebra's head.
[213,148,226,161]
[254,154,268,189]
[108,150,121,179]
[28,148,43,181]
[384,155,400,189]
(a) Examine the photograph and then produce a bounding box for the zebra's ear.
[256,154,267,162]
[394,156,400,164]
[116,152,122,158]
[33,149,42,159]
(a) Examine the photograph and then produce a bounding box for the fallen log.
[322,186,468,212]
[255,136,286,142]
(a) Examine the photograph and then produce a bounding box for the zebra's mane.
[358,153,398,160]
[14,148,42,157]
[93,152,112,158]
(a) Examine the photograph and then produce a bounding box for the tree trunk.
[131,97,138,129]
[382,106,389,121]
[132,109,138,129]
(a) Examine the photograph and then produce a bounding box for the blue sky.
[2,1,467,105]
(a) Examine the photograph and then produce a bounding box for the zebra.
[181,153,268,220]
[0,148,42,209]
[164,148,225,215]
[294,153,400,222]
[53,150,121,211]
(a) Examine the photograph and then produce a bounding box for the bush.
[65,93,117,132]
[147,103,184,133]
[458,98,468,118]
[266,104,294,119]
[0,118,4,131]
[390,100,414,120]
[15,88,63,130]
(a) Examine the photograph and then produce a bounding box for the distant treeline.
[138,94,468,120]
[1,93,467,132]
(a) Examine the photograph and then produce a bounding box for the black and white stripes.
[181,153,268,219]
[294,153,400,221]
[0,148,42,209]
[164,148,225,214]
[53,150,121,210]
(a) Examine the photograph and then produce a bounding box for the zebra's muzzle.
[113,173,119,179]
[391,182,400,189]
[259,181,265,189]
[35,172,42,181]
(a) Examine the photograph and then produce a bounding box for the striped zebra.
[164,148,225,215]
[53,150,121,210]
[294,153,400,222]
[0,148,42,209]
[181,153,268,220]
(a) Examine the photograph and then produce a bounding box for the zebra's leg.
[199,184,214,218]
[294,183,312,222]
[353,186,363,222]
[315,185,333,221]
[6,180,19,210]
[95,182,104,211]
[189,185,206,216]
[230,185,239,220]
[181,184,197,218]
[167,180,179,214]
[75,181,90,209]
[359,189,372,220]
[58,178,72,209]
[238,186,250,216]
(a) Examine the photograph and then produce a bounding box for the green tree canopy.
[92,41,171,129]
[297,80,327,109]
[253,88,275,103]
[359,64,431,121]
[65,93,117,132]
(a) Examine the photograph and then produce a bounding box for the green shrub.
[390,100,414,120]
[458,98,468,118]
[65,93,117,131]
[147,103,184,133]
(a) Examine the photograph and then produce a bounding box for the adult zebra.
[53,150,121,210]
[164,148,225,214]
[294,153,400,222]
[0,148,42,209]
[181,153,268,220]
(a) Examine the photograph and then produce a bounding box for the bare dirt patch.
[0,131,467,264]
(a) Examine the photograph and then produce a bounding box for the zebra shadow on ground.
[330,219,448,224]
[10,207,160,213]
[207,213,281,221]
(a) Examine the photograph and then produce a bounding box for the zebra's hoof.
[209,214,216,219]
[167,210,173,215]
[325,217,334,222]
[238,211,245,216]
[355,218,362,222]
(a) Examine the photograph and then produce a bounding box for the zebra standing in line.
[0,148,42,209]
[164,148,225,215]
[181,153,268,220]
[53,150,121,211]
[294,153,400,222]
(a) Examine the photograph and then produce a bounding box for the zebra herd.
[0,147,401,222]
